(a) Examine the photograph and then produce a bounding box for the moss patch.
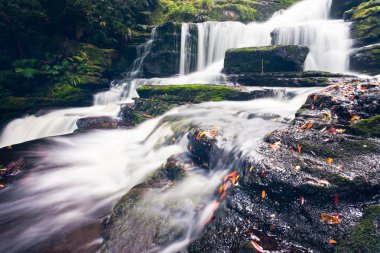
[336,205,380,252]
[136,84,248,103]
[351,114,380,137]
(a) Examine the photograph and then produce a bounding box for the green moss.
[137,84,247,103]
[351,115,380,137]
[348,0,380,45]
[336,205,380,252]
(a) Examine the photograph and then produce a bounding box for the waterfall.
[0,0,351,147]
[177,0,350,74]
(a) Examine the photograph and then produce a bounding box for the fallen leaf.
[325,158,334,164]
[320,126,328,133]
[313,95,318,101]
[291,148,295,155]
[297,144,302,154]
[269,141,281,151]
[319,102,324,108]
[0,184,4,189]
[336,129,346,134]
[250,241,264,253]
[329,127,337,135]
[334,193,339,207]
[329,239,337,245]
[261,190,266,199]
[350,115,360,124]
[320,213,341,225]
[220,192,227,200]
[300,196,305,205]
[249,165,254,172]
[169,181,175,187]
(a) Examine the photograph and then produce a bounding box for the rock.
[101,156,189,253]
[76,116,119,130]
[227,71,352,87]
[142,22,182,77]
[223,45,310,74]
[330,0,367,19]
[350,44,380,75]
[188,81,380,252]
[346,0,380,47]
[76,115,135,130]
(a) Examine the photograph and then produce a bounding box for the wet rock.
[345,0,380,47]
[0,158,28,178]
[76,116,119,130]
[224,45,309,74]
[330,0,367,19]
[187,129,221,164]
[350,43,380,75]
[228,71,353,87]
[188,81,380,252]
[142,22,182,77]
[101,156,189,253]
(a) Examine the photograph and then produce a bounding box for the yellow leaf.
[320,213,341,225]
[325,158,334,164]
[249,165,254,172]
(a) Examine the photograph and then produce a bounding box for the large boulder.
[345,0,380,47]
[141,22,183,77]
[188,81,380,253]
[350,43,380,75]
[223,45,309,74]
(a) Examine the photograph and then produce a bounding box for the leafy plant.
[14,68,39,79]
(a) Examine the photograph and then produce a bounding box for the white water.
[179,0,351,74]
[0,87,318,253]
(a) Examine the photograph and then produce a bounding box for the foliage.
[336,205,380,252]
[351,114,380,137]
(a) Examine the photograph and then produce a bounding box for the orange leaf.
[320,213,341,225]
[329,239,337,244]
[319,102,324,108]
[291,148,295,155]
[297,144,302,154]
[261,190,266,199]
[269,141,281,150]
[325,158,334,164]
[313,95,317,101]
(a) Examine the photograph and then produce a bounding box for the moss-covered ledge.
[336,205,380,252]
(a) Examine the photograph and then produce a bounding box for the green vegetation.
[351,115,380,137]
[137,84,247,103]
[152,0,301,23]
[337,205,380,252]
[347,0,380,46]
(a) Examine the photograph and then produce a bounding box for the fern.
[15,68,39,79]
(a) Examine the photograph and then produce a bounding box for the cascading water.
[0,0,357,252]
[0,0,351,148]
[0,87,319,253]
[178,0,351,74]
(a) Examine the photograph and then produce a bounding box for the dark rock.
[76,116,119,130]
[228,71,352,87]
[142,22,182,77]
[346,0,380,47]
[223,45,309,74]
[350,44,380,75]
[188,81,380,252]
[101,156,189,253]
[330,0,367,19]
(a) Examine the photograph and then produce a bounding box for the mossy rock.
[224,45,309,74]
[347,0,380,46]
[350,44,380,75]
[336,205,380,252]
[330,0,368,19]
[137,84,250,103]
[351,115,380,137]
